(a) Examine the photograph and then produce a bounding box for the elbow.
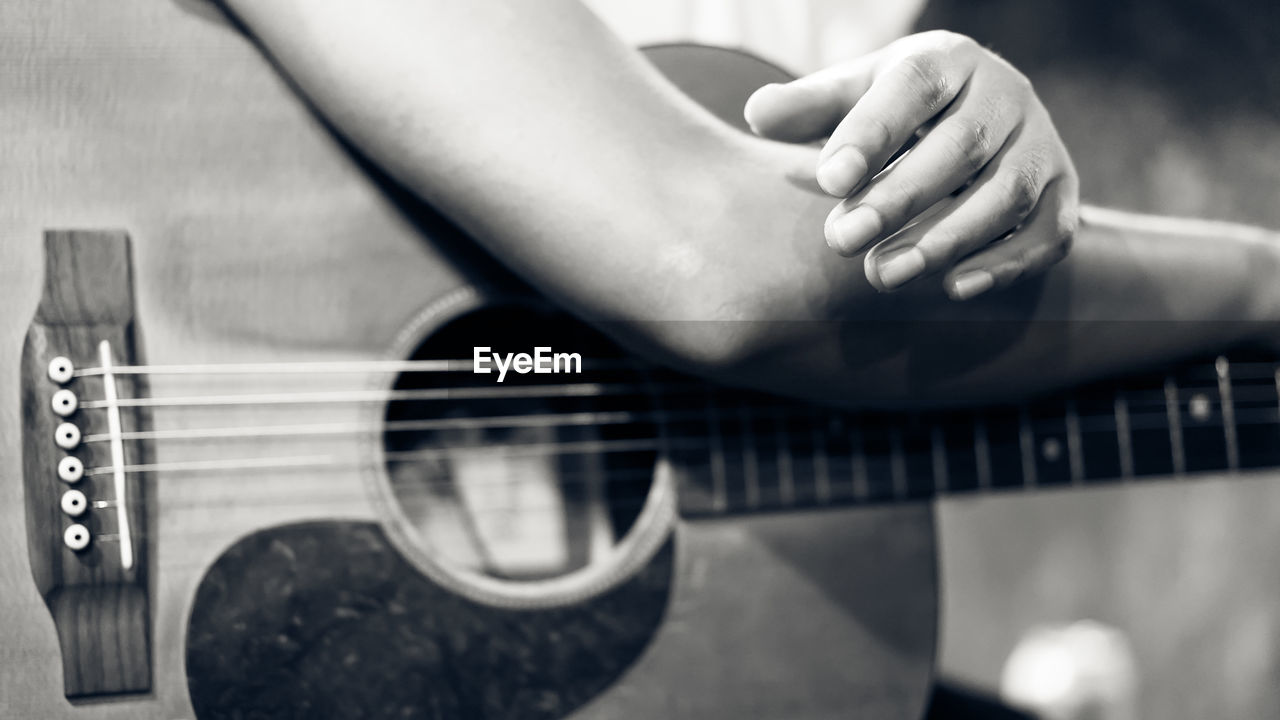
[621,289,785,380]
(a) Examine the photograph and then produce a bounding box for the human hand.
[744,30,1078,300]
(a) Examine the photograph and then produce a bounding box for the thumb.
[743,55,879,143]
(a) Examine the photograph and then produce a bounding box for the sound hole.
[382,305,659,585]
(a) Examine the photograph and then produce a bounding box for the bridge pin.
[54,422,81,450]
[60,489,87,518]
[51,389,78,417]
[63,523,91,552]
[47,356,74,384]
[57,456,84,484]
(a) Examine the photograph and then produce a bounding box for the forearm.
[729,191,1280,407]
[219,0,1280,408]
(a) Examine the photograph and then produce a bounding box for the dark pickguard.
[186,521,673,720]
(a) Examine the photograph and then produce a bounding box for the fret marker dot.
[51,389,78,417]
[60,489,87,518]
[1041,438,1063,463]
[1188,393,1212,422]
[47,357,74,384]
[54,422,81,450]
[58,456,84,484]
[64,523,91,552]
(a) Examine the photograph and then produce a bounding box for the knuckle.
[1003,147,1052,219]
[867,177,925,222]
[1005,170,1040,219]
[918,229,965,265]
[1054,229,1075,260]
[897,53,952,114]
[1013,72,1034,98]
[941,116,993,175]
[922,29,973,53]
[858,113,895,155]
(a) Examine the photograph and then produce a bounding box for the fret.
[1233,363,1280,469]
[1074,384,1122,484]
[889,426,908,500]
[861,419,897,501]
[739,401,760,509]
[704,390,728,513]
[898,419,937,499]
[936,412,979,494]
[746,402,787,509]
[774,409,796,506]
[850,422,869,501]
[1114,392,1135,479]
[1216,357,1241,471]
[931,425,948,495]
[658,393,719,516]
[817,413,856,504]
[1027,402,1073,488]
[711,394,748,512]
[1118,377,1174,477]
[1164,376,1187,475]
[985,408,1026,489]
[811,409,832,504]
[1064,398,1085,484]
[973,417,993,489]
[1018,406,1038,488]
[1173,366,1231,474]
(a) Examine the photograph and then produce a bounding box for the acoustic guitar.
[3,4,1279,720]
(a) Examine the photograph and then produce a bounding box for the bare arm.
[217,0,1280,407]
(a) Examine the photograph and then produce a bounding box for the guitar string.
[80,409,661,443]
[77,389,1280,541]
[95,466,663,519]
[74,381,1280,446]
[49,363,1280,515]
[96,438,1280,557]
[64,358,1280,548]
[75,403,1280,482]
[83,435,680,477]
[102,460,1279,553]
[70,358,640,378]
[62,369,1280,416]
[74,382,699,410]
[66,358,1280,378]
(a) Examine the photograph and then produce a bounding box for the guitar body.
[0,4,936,720]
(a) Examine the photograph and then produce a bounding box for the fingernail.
[827,205,882,256]
[948,270,996,300]
[876,248,927,289]
[816,145,867,197]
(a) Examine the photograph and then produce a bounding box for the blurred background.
[591,1,1280,717]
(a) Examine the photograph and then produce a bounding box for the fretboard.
[656,355,1280,517]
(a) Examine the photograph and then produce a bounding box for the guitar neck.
[662,355,1280,517]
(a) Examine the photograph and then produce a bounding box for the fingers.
[942,177,1078,300]
[744,54,880,143]
[860,134,1071,294]
[824,82,1020,256]
[815,38,979,197]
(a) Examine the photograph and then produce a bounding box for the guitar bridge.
[21,230,152,698]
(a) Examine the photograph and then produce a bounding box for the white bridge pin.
[51,389,78,417]
[58,456,84,484]
[61,489,87,518]
[47,356,74,384]
[54,422,81,450]
[64,523,91,552]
